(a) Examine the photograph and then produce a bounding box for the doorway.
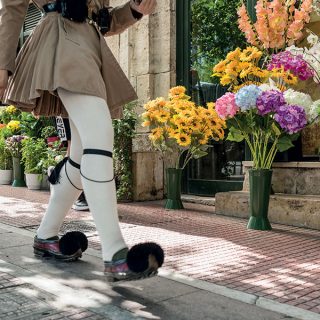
[176,0,245,196]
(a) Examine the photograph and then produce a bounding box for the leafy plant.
[191,0,246,82]
[41,125,58,139]
[113,102,137,201]
[0,137,12,170]
[36,144,64,176]
[21,138,47,174]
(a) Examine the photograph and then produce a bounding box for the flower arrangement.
[237,0,313,53]
[141,86,226,169]
[212,34,320,169]
[5,135,28,158]
[212,46,304,92]
[215,82,317,168]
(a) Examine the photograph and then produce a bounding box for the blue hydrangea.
[235,85,262,111]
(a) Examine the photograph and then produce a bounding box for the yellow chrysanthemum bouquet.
[212,46,299,93]
[141,86,226,169]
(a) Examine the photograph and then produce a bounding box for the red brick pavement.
[1,185,320,314]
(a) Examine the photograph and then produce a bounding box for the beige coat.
[0,0,139,118]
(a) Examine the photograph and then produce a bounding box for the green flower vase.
[12,157,26,187]
[247,169,272,231]
[165,168,184,210]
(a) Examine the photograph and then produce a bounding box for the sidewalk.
[0,185,320,319]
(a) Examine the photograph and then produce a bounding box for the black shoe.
[72,192,89,211]
[72,199,89,211]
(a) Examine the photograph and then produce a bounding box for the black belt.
[42,2,89,24]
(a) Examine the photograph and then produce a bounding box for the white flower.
[284,89,314,122]
[284,89,313,108]
[259,78,280,92]
[309,99,320,122]
[307,34,319,46]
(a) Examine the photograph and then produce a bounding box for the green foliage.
[0,137,12,170]
[191,0,246,82]
[21,138,47,174]
[0,126,13,139]
[19,113,44,138]
[0,105,55,139]
[41,126,58,139]
[36,143,64,176]
[112,102,137,201]
[246,0,257,22]
[226,109,300,169]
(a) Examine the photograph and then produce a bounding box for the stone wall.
[108,0,176,200]
[242,161,320,195]
[215,162,320,230]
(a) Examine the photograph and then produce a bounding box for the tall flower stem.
[263,139,278,169]
[181,148,194,170]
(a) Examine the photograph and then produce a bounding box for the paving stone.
[0,271,24,289]
[1,186,320,313]
[0,284,109,320]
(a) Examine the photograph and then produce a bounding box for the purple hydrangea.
[268,51,314,81]
[274,105,307,134]
[235,85,262,111]
[256,90,286,115]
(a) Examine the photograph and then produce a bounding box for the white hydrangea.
[259,78,281,92]
[309,99,320,122]
[284,89,314,122]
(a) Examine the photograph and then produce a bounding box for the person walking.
[0,0,163,282]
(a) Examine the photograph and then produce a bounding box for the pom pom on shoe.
[59,231,88,255]
[127,242,164,273]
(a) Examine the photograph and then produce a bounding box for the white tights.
[37,88,127,261]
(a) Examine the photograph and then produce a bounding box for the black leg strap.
[81,149,114,183]
[68,158,81,170]
[47,156,83,191]
[48,157,68,185]
[65,158,83,191]
[83,149,113,158]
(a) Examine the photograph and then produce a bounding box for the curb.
[159,270,320,320]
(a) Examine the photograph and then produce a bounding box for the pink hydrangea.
[215,93,239,119]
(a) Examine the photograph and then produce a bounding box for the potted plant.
[141,86,226,209]
[36,143,64,190]
[21,137,47,190]
[0,136,13,184]
[41,125,59,147]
